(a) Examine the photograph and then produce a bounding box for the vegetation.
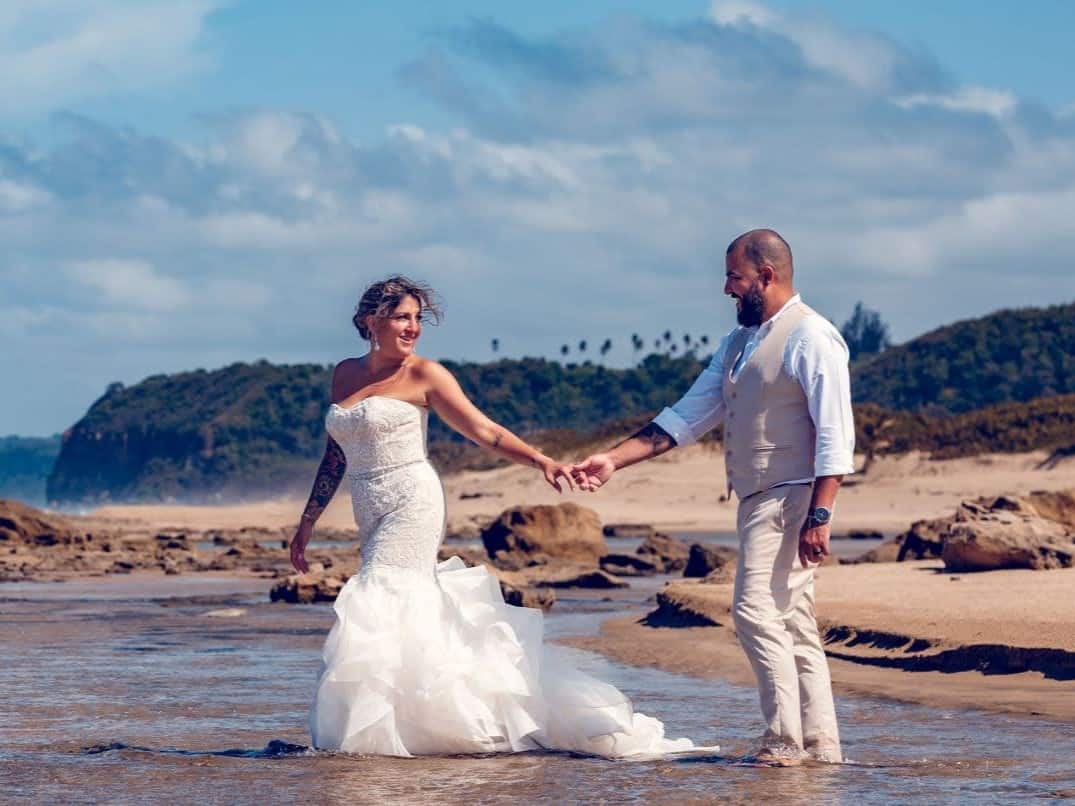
[34,300,1075,503]
[0,436,61,504]
[852,302,1074,414]
[840,302,891,361]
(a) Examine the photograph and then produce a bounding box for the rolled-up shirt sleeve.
[651,331,734,447]
[787,320,856,477]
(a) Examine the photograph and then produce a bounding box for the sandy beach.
[93,445,1075,536]
[564,561,1075,722]
[77,444,1075,723]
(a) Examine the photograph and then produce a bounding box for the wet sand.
[564,562,1075,722]
[74,448,1075,721]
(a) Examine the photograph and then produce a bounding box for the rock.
[499,581,556,611]
[896,517,948,561]
[942,513,1073,572]
[837,529,884,541]
[481,503,606,565]
[683,544,738,578]
[532,568,628,589]
[0,499,79,545]
[701,566,735,584]
[602,523,655,539]
[636,532,692,572]
[203,608,246,618]
[1024,490,1075,529]
[270,572,345,604]
[599,553,660,577]
[848,538,903,564]
[444,514,493,542]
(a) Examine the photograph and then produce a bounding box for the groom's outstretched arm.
[571,422,677,492]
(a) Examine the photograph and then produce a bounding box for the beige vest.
[723,300,817,499]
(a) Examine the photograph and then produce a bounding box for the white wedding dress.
[308,396,710,758]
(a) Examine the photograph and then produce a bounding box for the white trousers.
[731,484,841,761]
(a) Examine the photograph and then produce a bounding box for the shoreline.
[559,562,1075,723]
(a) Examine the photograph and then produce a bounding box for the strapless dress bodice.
[325,396,429,476]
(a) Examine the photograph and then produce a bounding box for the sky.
[3,0,1075,436]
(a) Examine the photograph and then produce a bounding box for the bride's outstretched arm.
[290,435,347,572]
[421,360,573,492]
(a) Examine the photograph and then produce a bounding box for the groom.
[572,229,853,765]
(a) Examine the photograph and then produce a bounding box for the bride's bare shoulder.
[409,356,450,380]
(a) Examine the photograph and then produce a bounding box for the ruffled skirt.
[309,556,710,758]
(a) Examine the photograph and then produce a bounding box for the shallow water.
[1,574,1072,804]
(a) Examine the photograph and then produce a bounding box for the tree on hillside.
[491,338,499,355]
[841,302,891,361]
[600,338,612,359]
[578,340,587,354]
[560,344,569,357]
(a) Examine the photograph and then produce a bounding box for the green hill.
[46,354,708,503]
[41,300,1075,504]
[851,302,1074,414]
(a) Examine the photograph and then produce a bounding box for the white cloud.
[895,86,1018,118]
[3,3,1075,435]
[0,0,220,114]
[66,259,191,312]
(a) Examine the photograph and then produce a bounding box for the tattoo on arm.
[301,437,347,524]
[620,422,676,455]
[490,431,503,449]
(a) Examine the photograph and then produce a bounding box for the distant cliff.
[43,301,1075,504]
[0,436,61,505]
[45,354,708,503]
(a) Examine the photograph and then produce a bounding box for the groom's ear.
[758,264,776,286]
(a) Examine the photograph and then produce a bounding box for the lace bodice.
[325,396,444,574]
[326,396,429,476]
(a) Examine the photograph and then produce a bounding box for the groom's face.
[724,253,766,327]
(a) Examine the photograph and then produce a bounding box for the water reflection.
[1,578,1073,803]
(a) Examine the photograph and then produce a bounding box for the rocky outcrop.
[531,568,628,590]
[942,513,1072,572]
[896,518,948,561]
[888,493,1075,571]
[269,568,345,603]
[848,538,903,564]
[0,498,80,545]
[683,544,738,578]
[499,580,556,610]
[600,553,660,577]
[636,533,692,573]
[481,503,607,566]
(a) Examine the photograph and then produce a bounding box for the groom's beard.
[736,282,765,327]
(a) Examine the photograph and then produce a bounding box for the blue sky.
[3,1,1075,435]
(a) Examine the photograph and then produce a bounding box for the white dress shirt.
[652,294,856,480]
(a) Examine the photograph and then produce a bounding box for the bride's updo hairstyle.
[352,276,442,340]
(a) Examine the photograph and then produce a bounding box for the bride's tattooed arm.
[299,436,347,527]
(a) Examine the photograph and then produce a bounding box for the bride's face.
[369,295,423,356]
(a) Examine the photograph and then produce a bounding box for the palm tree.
[662,330,672,344]
[700,334,710,346]
[600,338,612,357]
[491,338,499,354]
[560,344,569,357]
[578,339,587,354]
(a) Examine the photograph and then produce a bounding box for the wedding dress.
[308,395,711,758]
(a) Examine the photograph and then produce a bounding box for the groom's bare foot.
[749,747,805,767]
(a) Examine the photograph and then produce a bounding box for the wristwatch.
[806,506,832,528]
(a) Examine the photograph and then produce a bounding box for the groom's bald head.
[726,229,794,284]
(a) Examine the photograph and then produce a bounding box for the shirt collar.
[748,293,802,333]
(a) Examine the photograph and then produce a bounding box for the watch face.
[811,507,832,523]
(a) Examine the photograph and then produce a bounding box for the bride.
[290,276,710,758]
